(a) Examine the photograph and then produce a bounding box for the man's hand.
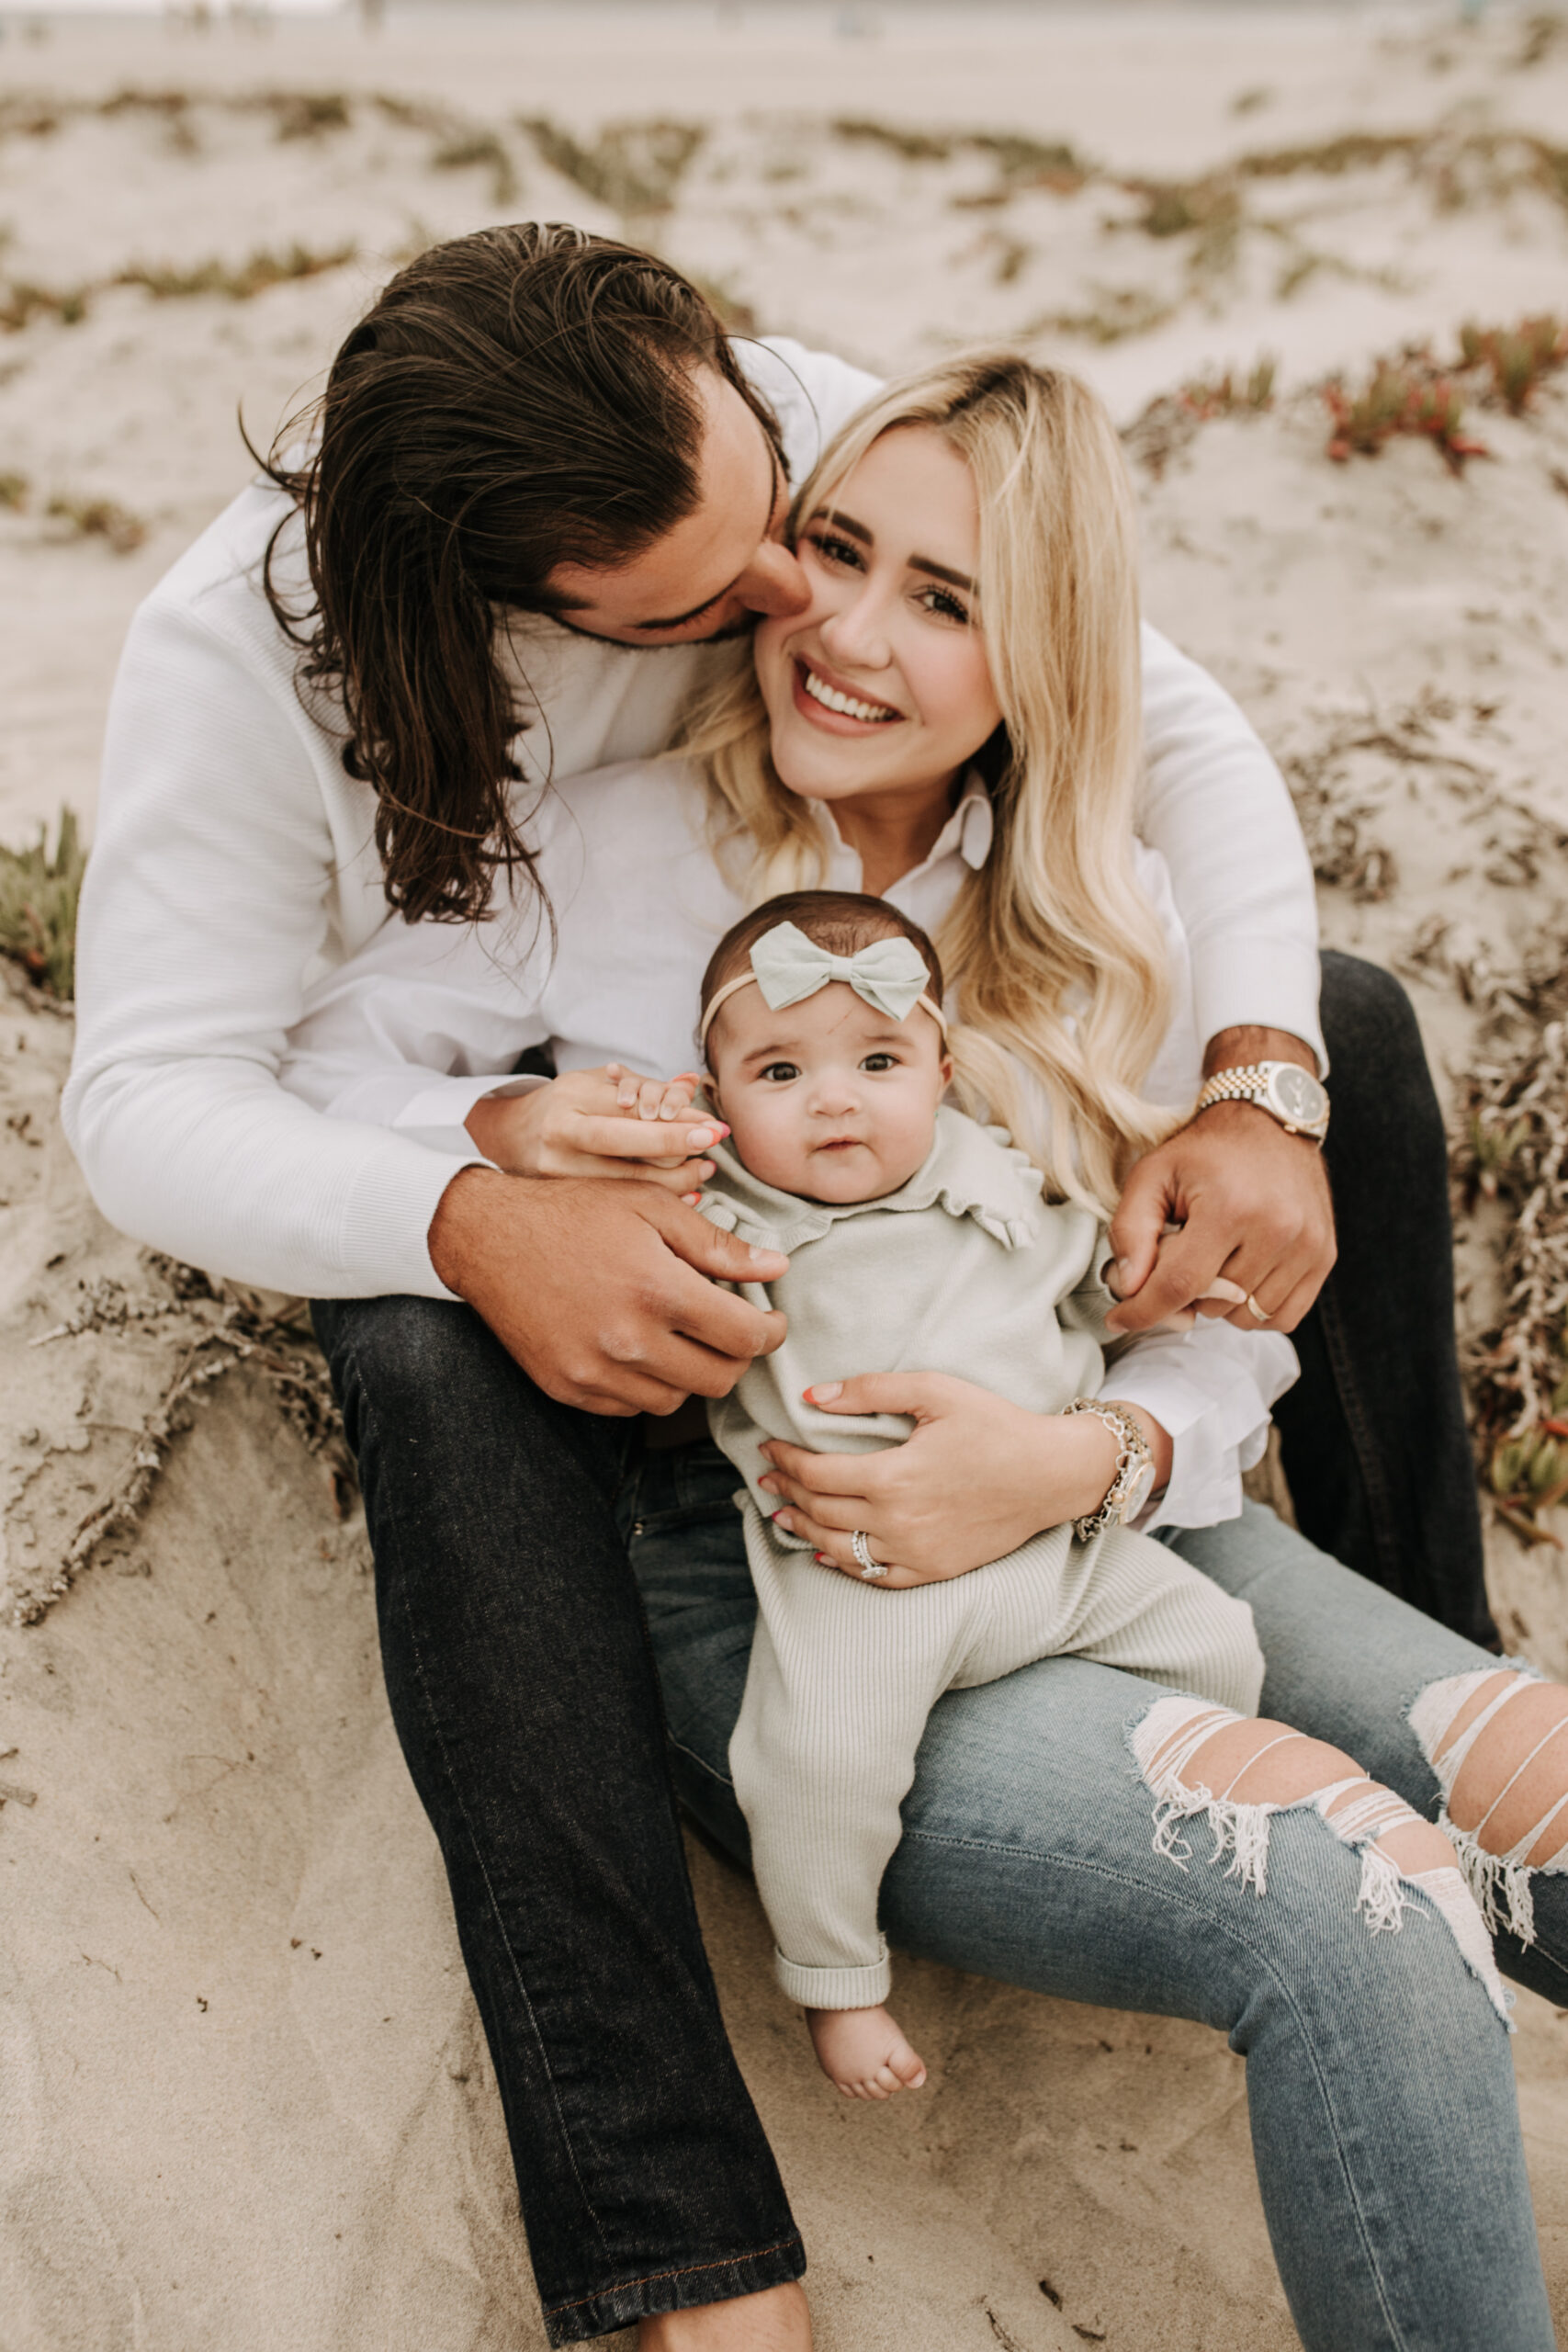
[429,1166,787,1415]
[1108,1026,1336,1335]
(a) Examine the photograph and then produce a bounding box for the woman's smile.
[791,653,903,730]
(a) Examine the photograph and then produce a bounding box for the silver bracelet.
[1064,1397,1155,1542]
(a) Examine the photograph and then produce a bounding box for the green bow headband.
[699,919,948,1051]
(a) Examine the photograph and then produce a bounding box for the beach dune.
[4,8,1568,2346]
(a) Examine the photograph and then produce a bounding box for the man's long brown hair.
[264,222,781,925]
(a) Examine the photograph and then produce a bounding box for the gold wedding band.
[1245,1293,1270,1324]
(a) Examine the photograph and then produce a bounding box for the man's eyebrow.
[632,433,784,634]
[807,506,976,596]
[631,583,728,634]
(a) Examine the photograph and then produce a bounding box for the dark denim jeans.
[310,950,1489,2342]
[309,1297,804,2344]
[1276,952,1494,1645]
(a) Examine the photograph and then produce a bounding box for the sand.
[4,6,1568,2346]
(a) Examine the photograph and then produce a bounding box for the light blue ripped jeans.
[619,1442,1562,2352]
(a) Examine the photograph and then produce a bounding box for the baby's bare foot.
[807,2005,927,2099]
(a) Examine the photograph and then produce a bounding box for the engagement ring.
[852,1530,888,1579]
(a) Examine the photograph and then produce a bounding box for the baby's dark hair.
[699,890,945,1058]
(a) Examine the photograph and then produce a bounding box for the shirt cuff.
[331,1133,497,1303]
[1189,933,1329,1078]
[392,1070,548,1163]
[1100,1324,1299,1534]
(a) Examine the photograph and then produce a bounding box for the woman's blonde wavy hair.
[677,348,1182,1215]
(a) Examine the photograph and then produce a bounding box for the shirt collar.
[818,768,994,884]
[952,769,995,871]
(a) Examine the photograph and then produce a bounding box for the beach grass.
[0,807,85,1001]
[518,115,705,217]
[116,240,356,303]
[429,128,517,208]
[1460,312,1568,410]
[44,494,147,553]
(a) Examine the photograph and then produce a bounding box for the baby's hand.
[608,1064,703,1133]
[465,1064,726,1193]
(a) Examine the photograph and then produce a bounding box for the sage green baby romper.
[701,1106,1265,2011]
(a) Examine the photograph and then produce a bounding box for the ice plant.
[1324,358,1488,470]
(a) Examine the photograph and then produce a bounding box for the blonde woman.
[285,352,1568,2351]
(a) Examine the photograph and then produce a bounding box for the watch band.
[1065,1397,1154,1542]
[1194,1059,1329,1142]
[1196,1061,1277,1105]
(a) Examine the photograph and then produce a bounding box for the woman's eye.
[760,1062,799,1083]
[807,531,863,571]
[861,1053,898,1073]
[918,584,972,625]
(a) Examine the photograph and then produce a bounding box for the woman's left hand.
[757,1374,1139,1588]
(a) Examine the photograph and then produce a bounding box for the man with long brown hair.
[64,224,1485,2346]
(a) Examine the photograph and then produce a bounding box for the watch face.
[1270,1065,1326,1127]
[1122,1461,1157,1521]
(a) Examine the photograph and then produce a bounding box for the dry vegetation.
[1453,965,1568,1541]
[0,807,85,1001]
[10,1259,351,1629]
[516,115,705,217]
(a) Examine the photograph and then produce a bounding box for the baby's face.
[707,980,951,1204]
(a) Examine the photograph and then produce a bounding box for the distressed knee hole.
[1134,1694,1512,2027]
[1367,1814,1457,1877]
[1411,1665,1568,1944]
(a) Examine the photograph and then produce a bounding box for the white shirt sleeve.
[1138,622,1325,1072]
[62,595,482,1300]
[276,907,556,1161]
[1101,1320,1299,1534]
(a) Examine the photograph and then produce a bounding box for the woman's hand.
[756,1374,1170,1588]
[466,1064,724,1194]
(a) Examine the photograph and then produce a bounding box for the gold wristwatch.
[1065,1398,1156,1541]
[1193,1059,1329,1144]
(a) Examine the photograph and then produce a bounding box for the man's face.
[544,368,811,646]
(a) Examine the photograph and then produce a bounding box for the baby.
[690,890,1265,2101]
